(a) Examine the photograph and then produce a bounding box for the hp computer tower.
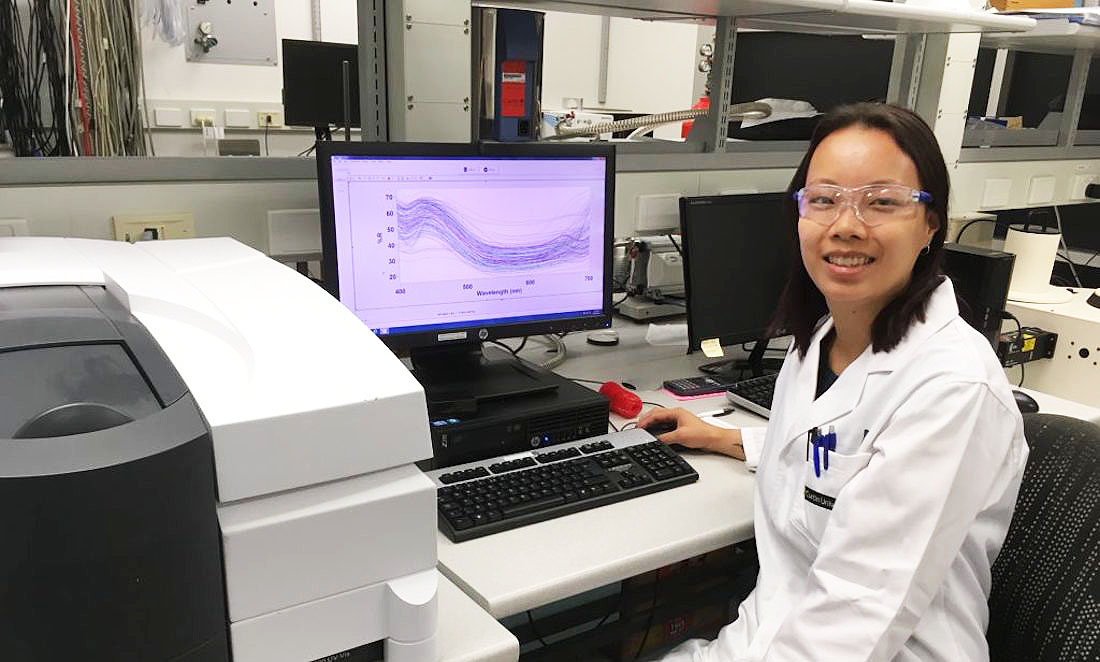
[943,243,1015,346]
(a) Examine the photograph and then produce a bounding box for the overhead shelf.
[478,0,1037,35]
[981,17,1100,54]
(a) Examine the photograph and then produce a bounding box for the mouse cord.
[537,334,568,370]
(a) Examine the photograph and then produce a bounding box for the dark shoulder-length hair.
[770,102,948,358]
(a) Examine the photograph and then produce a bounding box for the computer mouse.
[643,420,678,436]
[1012,389,1039,414]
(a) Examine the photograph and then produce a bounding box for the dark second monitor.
[679,193,794,366]
[679,196,1015,375]
[282,39,360,130]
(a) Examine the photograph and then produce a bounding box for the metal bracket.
[358,0,389,141]
[686,16,736,153]
[1060,50,1090,149]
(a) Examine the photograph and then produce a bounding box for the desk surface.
[437,320,763,619]
[436,318,1100,624]
[438,571,519,662]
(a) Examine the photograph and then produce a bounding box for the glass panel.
[726,32,894,142]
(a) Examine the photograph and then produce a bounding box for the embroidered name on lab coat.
[804,486,835,510]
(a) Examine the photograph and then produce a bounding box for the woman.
[639,103,1028,662]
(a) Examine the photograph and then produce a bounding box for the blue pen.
[812,429,821,478]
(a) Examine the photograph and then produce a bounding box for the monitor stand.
[410,342,559,417]
[699,338,784,380]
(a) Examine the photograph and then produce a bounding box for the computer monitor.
[679,193,794,373]
[316,141,614,403]
[281,39,360,131]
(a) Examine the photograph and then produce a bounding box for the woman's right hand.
[636,407,745,460]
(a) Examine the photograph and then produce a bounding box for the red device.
[599,381,643,418]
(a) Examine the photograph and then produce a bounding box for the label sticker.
[804,486,836,510]
[500,60,527,118]
[701,338,724,358]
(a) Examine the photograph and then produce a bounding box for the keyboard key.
[439,467,491,484]
[502,494,566,517]
[488,457,537,474]
[579,441,614,454]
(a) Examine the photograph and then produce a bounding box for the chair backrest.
[987,413,1100,662]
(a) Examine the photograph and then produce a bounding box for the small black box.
[943,243,1016,347]
[997,327,1058,367]
[422,364,610,470]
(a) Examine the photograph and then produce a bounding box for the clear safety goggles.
[793,184,933,228]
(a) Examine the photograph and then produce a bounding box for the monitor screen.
[281,39,360,128]
[680,193,793,351]
[317,142,614,350]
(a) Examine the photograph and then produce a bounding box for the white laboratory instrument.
[0,237,437,662]
[1008,286,1100,408]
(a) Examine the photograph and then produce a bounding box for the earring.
[921,243,931,256]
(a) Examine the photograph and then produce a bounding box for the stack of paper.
[999,7,1100,26]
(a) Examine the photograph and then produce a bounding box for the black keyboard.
[426,429,698,542]
[725,373,778,418]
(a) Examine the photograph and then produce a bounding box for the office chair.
[986,413,1100,662]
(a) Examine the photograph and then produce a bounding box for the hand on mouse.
[637,407,745,460]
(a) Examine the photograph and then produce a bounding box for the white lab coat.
[662,279,1028,662]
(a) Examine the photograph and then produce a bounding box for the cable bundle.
[0,0,151,156]
[0,0,72,155]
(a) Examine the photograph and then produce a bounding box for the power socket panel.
[257,110,284,128]
[113,212,196,243]
[191,108,216,127]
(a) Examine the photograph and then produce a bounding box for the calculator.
[663,375,735,397]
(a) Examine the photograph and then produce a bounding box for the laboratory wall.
[540,13,703,140]
[1,4,715,246]
[138,6,704,155]
[140,0,358,156]
[0,180,318,250]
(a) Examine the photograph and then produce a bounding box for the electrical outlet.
[191,108,216,127]
[981,178,1012,209]
[635,194,683,233]
[224,108,252,128]
[113,213,196,243]
[257,111,284,128]
[1027,175,1056,205]
[154,107,185,127]
[0,218,29,236]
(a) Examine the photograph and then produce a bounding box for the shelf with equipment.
[981,15,1100,55]
[479,0,1036,35]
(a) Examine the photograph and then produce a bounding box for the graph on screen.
[392,187,593,283]
[331,155,608,333]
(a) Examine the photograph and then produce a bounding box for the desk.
[437,571,519,662]
[436,317,1100,657]
[1021,387,1100,426]
[437,320,763,619]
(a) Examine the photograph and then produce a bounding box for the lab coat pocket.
[798,450,872,541]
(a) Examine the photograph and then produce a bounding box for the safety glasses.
[793,184,932,228]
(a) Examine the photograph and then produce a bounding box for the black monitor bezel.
[679,192,791,352]
[316,140,615,352]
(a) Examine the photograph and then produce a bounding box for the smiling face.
[798,126,938,317]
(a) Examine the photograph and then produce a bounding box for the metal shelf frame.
[0,0,1040,185]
